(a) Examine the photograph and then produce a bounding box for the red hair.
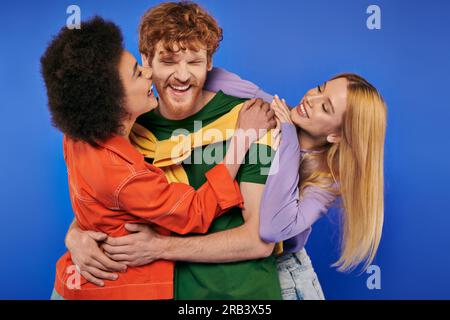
[138,1,223,64]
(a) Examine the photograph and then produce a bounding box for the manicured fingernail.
[112,274,118,280]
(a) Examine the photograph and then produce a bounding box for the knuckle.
[91,269,102,277]
[81,271,92,280]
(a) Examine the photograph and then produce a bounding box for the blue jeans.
[50,289,65,300]
[276,249,325,300]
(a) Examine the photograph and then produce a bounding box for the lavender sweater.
[205,67,337,253]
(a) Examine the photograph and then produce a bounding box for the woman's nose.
[305,96,313,108]
[142,67,152,80]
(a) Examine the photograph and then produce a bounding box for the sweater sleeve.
[259,123,337,243]
[205,67,274,102]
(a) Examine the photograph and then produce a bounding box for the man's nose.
[174,63,190,83]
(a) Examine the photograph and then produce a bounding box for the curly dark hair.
[41,16,126,146]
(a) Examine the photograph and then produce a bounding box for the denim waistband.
[276,249,312,270]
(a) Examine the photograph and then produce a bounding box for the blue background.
[1,0,449,299]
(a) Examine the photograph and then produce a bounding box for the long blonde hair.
[299,73,387,272]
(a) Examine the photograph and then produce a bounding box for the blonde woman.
[260,74,387,300]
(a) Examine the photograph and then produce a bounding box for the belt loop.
[294,249,306,266]
[293,252,302,266]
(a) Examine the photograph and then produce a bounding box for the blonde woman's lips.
[296,102,308,118]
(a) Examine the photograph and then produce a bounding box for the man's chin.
[162,91,202,116]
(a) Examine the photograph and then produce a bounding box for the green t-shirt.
[136,91,282,300]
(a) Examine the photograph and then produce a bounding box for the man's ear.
[207,58,213,72]
[141,53,150,67]
[326,133,341,144]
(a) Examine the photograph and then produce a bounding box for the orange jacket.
[54,135,243,300]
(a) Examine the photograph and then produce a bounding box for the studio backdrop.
[0,0,449,299]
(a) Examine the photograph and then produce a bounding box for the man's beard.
[155,81,204,119]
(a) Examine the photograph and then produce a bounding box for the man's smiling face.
[149,41,212,120]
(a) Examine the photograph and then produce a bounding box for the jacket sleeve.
[118,163,243,235]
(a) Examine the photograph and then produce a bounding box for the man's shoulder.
[206,90,246,111]
[215,90,247,103]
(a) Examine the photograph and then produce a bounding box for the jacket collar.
[97,135,143,165]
